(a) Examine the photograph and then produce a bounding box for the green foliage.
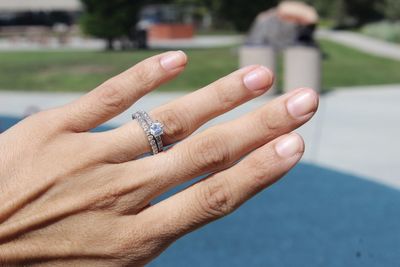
[80,0,173,49]
[80,0,137,38]
[303,0,335,18]
[346,0,383,25]
[362,21,400,43]
[383,0,400,21]
[181,0,385,31]
[305,0,383,28]
[216,0,278,32]
[174,0,273,31]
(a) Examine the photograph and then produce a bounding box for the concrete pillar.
[239,46,277,94]
[283,46,321,93]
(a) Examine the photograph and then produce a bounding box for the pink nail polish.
[287,89,317,118]
[243,67,273,91]
[275,134,302,158]
[160,51,187,71]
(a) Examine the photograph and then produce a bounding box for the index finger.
[60,51,187,132]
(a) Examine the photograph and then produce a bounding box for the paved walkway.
[0,36,106,51]
[1,86,399,190]
[0,35,243,51]
[317,29,400,61]
[149,35,243,49]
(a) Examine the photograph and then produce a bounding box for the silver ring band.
[132,111,164,155]
[140,111,164,153]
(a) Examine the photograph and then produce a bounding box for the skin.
[0,51,319,266]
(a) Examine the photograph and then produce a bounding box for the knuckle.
[197,179,235,218]
[98,82,128,111]
[255,107,282,135]
[107,227,149,262]
[111,221,167,265]
[156,108,190,139]
[189,131,231,171]
[245,156,272,189]
[214,82,238,110]
[130,64,156,89]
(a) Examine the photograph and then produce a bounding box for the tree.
[345,0,383,26]
[306,0,383,28]
[217,0,278,32]
[80,0,171,50]
[383,0,400,21]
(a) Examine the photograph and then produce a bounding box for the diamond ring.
[132,111,164,155]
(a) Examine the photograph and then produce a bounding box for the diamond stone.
[150,122,163,137]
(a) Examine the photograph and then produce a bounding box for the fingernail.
[287,89,317,118]
[275,134,302,158]
[160,51,187,71]
[243,66,273,91]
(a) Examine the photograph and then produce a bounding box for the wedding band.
[140,111,164,153]
[132,111,164,155]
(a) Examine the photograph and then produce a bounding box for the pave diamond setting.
[150,122,164,137]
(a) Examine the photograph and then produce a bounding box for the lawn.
[0,39,400,92]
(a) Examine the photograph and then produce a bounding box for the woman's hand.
[0,51,318,266]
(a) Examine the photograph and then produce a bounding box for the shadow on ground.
[1,115,399,266]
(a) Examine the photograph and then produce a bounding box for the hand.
[0,51,318,266]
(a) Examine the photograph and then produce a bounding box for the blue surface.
[1,115,399,266]
[151,165,400,267]
[0,115,20,132]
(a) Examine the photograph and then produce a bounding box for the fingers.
[95,65,274,162]
[60,51,187,132]
[130,88,318,202]
[137,133,304,239]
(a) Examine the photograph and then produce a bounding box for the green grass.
[196,29,239,36]
[0,39,400,92]
[320,40,400,89]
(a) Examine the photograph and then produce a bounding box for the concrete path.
[148,35,243,49]
[0,36,106,51]
[318,29,400,61]
[0,35,243,51]
[1,85,399,190]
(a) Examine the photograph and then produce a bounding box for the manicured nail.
[160,51,187,71]
[275,134,302,158]
[243,66,273,91]
[287,89,317,118]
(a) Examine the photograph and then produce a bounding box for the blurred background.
[0,0,399,266]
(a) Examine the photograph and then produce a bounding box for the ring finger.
[95,65,274,162]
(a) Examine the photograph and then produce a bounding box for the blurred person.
[0,51,318,266]
[246,1,319,47]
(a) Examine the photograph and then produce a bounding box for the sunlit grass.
[0,39,399,92]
